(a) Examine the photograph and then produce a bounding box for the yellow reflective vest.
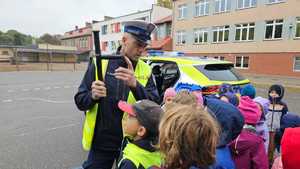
[82,57,152,151]
[118,142,162,169]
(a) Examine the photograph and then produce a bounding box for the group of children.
[115,83,300,169]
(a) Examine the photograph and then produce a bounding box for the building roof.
[16,48,78,54]
[154,15,172,25]
[148,36,172,50]
[97,9,151,23]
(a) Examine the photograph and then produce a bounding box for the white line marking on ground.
[34,88,41,91]
[54,86,60,89]
[22,89,29,92]
[16,97,72,104]
[63,86,70,89]
[47,123,80,131]
[14,132,30,137]
[44,87,51,90]
[2,99,13,103]
[7,90,15,93]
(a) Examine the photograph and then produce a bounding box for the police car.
[142,51,250,95]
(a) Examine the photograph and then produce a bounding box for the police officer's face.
[121,33,146,61]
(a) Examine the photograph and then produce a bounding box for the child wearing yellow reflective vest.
[117,100,164,169]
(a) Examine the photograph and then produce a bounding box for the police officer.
[74,20,160,169]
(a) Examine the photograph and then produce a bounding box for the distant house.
[0,44,77,63]
[148,15,173,51]
[93,4,172,54]
[61,22,94,61]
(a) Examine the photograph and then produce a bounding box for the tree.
[157,0,172,9]
[38,33,61,45]
[0,30,33,46]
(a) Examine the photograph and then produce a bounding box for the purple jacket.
[229,129,268,169]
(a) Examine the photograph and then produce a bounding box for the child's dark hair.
[159,104,220,169]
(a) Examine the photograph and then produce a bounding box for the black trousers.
[82,149,120,169]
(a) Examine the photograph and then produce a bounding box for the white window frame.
[178,4,187,20]
[296,18,300,38]
[267,0,284,4]
[265,19,283,40]
[237,0,256,9]
[213,25,230,43]
[195,0,209,16]
[176,31,186,45]
[194,28,208,44]
[235,23,255,41]
[235,56,249,69]
[294,56,300,71]
[215,0,230,13]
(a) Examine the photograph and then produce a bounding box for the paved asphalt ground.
[0,71,299,169]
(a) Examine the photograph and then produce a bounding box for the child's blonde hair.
[159,104,220,169]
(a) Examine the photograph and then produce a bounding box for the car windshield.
[194,64,245,81]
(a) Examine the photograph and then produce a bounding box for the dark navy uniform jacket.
[74,58,160,151]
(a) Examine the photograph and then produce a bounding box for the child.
[241,84,256,99]
[229,96,268,169]
[279,127,300,169]
[205,97,244,169]
[266,84,288,162]
[267,84,288,132]
[158,104,219,169]
[164,90,199,111]
[163,88,176,105]
[271,113,300,169]
[219,92,239,107]
[117,100,164,169]
[253,97,270,153]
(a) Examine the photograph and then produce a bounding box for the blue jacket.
[74,58,160,151]
[205,98,243,169]
[205,98,244,147]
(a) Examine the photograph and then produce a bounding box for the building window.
[195,0,209,16]
[296,18,300,38]
[102,25,108,35]
[214,56,225,60]
[178,4,187,19]
[235,23,255,41]
[194,28,208,44]
[267,0,284,4]
[237,0,256,9]
[115,23,121,33]
[166,24,172,36]
[215,0,230,13]
[213,25,230,43]
[265,19,283,40]
[2,51,9,55]
[235,56,249,69]
[294,56,300,71]
[176,31,186,45]
[102,42,108,51]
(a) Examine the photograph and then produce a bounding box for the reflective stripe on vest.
[82,57,152,151]
[118,143,162,169]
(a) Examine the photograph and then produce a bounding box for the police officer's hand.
[91,80,107,100]
[115,56,137,88]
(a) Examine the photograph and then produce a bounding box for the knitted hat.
[282,127,300,169]
[163,88,176,102]
[241,84,256,99]
[238,96,262,125]
[253,97,269,115]
[192,91,204,106]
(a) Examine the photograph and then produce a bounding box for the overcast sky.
[0,0,155,37]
